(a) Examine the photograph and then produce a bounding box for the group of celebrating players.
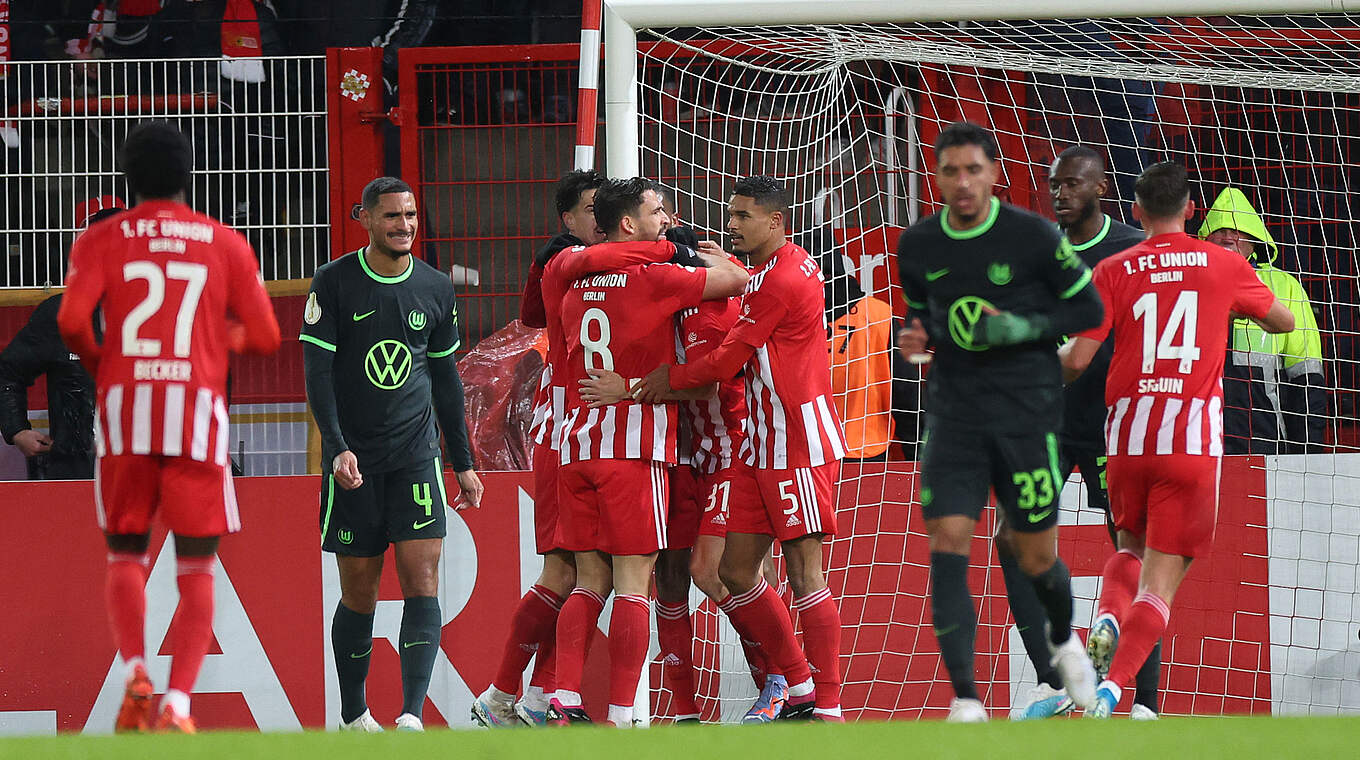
[80,117,1292,732]
[470,172,849,727]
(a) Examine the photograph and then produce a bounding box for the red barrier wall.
[0,460,1270,732]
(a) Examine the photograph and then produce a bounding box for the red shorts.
[697,465,740,538]
[532,440,563,554]
[1107,454,1221,558]
[96,454,240,537]
[667,464,702,550]
[557,459,669,556]
[726,460,839,541]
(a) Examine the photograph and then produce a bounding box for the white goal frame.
[600,0,1356,177]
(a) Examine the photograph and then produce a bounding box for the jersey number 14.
[1131,290,1200,374]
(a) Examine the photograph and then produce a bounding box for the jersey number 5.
[123,260,209,358]
[1131,290,1200,374]
[579,307,615,371]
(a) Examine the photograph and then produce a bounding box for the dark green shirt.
[897,198,1098,433]
[1061,215,1144,452]
[300,249,462,473]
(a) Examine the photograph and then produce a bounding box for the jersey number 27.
[122,260,209,358]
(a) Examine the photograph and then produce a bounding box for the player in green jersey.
[302,176,484,732]
[895,123,1103,722]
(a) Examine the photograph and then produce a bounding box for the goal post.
[599,0,1360,720]
[602,0,1358,178]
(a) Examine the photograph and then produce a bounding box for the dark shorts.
[320,456,449,556]
[1059,446,1110,513]
[919,417,1062,533]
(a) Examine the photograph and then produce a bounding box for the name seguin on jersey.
[1138,377,1185,394]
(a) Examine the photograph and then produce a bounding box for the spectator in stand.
[0,199,125,480]
[1199,188,1328,454]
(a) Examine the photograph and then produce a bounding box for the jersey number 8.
[580,307,615,371]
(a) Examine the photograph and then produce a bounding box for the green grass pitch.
[5,716,1358,760]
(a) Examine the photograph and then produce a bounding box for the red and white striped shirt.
[678,299,747,474]
[58,200,278,465]
[556,262,707,464]
[1081,232,1277,457]
[729,243,846,469]
[531,240,685,454]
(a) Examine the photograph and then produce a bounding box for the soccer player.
[634,175,846,722]
[1006,146,1151,720]
[301,176,484,732]
[546,177,749,727]
[473,169,606,727]
[578,248,792,723]
[894,122,1103,722]
[56,122,282,732]
[1061,162,1293,718]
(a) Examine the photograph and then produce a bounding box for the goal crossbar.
[602,0,1357,176]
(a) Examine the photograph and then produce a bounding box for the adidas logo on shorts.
[713,514,726,525]
[786,514,802,528]
[663,654,683,666]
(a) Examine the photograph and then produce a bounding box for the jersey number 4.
[1131,290,1200,374]
[122,260,209,358]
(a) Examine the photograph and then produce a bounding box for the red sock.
[608,594,652,709]
[793,587,842,710]
[739,635,769,690]
[553,588,605,697]
[528,631,557,692]
[719,580,812,689]
[1107,591,1170,688]
[1097,550,1142,621]
[492,585,563,694]
[655,599,699,716]
[167,556,216,696]
[106,552,150,665]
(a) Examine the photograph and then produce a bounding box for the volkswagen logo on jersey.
[947,295,997,351]
[408,310,426,331]
[365,339,413,389]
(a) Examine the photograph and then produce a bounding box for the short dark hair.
[732,175,788,215]
[554,169,606,216]
[1055,145,1106,172]
[362,176,413,210]
[120,122,193,199]
[934,121,998,162]
[1134,162,1190,219]
[592,177,658,234]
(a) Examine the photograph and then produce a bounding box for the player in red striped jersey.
[1060,162,1293,717]
[546,178,749,727]
[474,170,606,728]
[635,176,847,721]
[57,122,281,732]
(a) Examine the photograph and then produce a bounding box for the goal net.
[616,7,1360,720]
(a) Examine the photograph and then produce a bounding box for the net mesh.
[633,13,1360,720]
